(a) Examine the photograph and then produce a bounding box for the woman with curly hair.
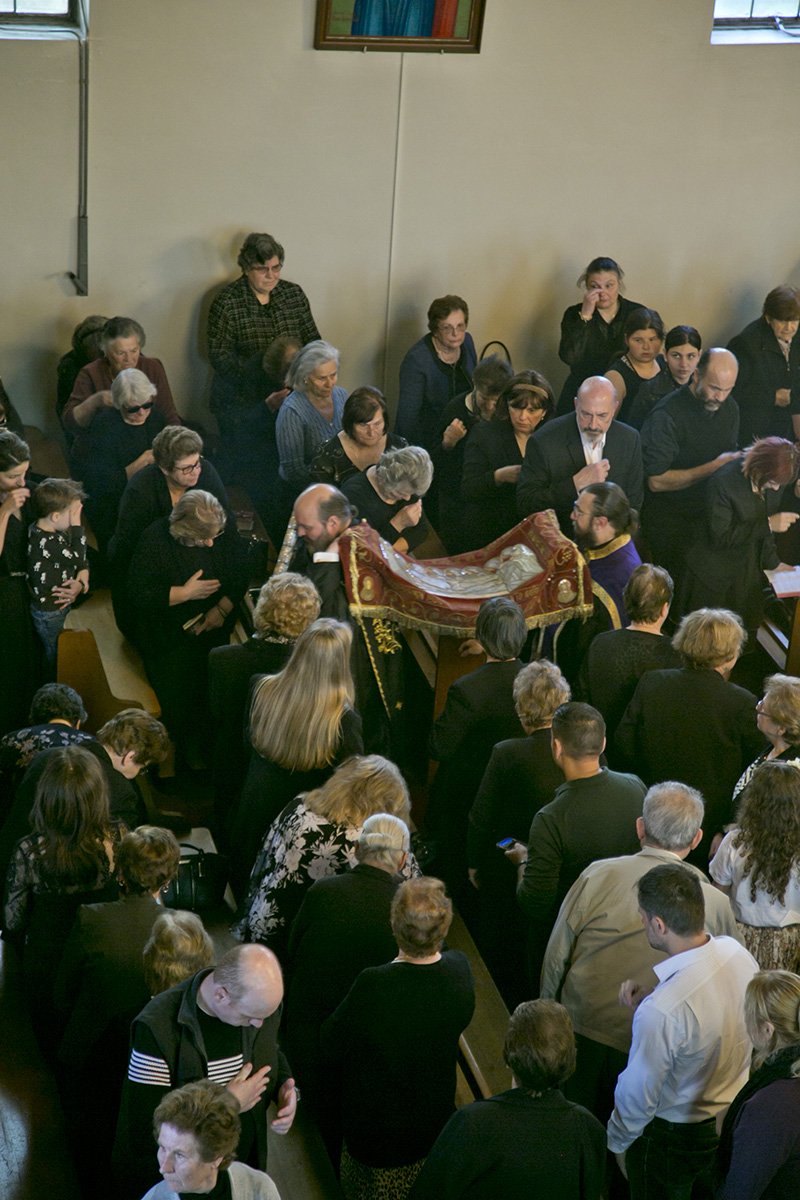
[733,673,800,800]
[711,760,800,970]
[233,754,419,965]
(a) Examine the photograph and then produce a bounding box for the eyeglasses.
[124,400,154,415]
[756,699,775,719]
[439,322,466,335]
[174,457,204,476]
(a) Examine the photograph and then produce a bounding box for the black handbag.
[162,842,229,912]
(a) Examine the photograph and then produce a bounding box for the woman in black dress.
[679,437,800,633]
[461,370,555,550]
[81,368,167,554]
[0,430,42,732]
[728,284,800,446]
[624,324,702,430]
[109,425,230,640]
[605,307,666,426]
[208,571,322,832]
[342,445,433,553]
[311,386,407,488]
[128,489,248,770]
[321,877,475,1200]
[556,256,645,412]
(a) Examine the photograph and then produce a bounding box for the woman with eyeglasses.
[61,314,181,436]
[396,295,477,454]
[128,490,248,770]
[79,368,167,555]
[109,425,232,641]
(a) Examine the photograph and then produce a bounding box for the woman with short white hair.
[80,367,167,552]
[342,444,433,553]
[276,340,347,496]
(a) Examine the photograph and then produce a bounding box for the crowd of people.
[2,236,800,1199]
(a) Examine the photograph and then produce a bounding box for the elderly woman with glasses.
[62,315,181,435]
[207,232,320,436]
[396,294,477,453]
[311,386,408,488]
[110,425,232,640]
[342,444,433,554]
[128,490,247,769]
[80,368,168,554]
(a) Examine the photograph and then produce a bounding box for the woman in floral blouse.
[232,755,419,964]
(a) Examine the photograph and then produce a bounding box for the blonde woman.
[233,755,418,963]
[716,970,800,1198]
[229,617,363,899]
[466,659,570,1005]
[208,572,322,818]
[143,910,214,995]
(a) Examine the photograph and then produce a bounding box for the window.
[712,1,800,43]
[0,0,86,37]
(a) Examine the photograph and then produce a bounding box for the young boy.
[27,478,89,673]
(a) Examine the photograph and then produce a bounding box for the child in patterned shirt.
[27,478,89,672]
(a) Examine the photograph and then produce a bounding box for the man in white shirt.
[607,862,758,1199]
[541,782,741,1123]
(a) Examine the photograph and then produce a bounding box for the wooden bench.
[448,910,513,1103]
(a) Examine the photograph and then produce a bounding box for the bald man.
[115,944,295,1199]
[517,376,643,535]
[640,347,741,586]
[289,482,354,621]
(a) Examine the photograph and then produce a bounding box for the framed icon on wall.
[314,0,486,52]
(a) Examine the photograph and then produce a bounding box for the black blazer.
[517,415,643,533]
[615,667,762,863]
[461,420,525,550]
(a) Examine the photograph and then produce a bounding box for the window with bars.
[0,0,85,36]
[712,1,800,42]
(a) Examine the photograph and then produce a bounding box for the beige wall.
[1,0,798,435]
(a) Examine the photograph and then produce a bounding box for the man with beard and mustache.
[640,348,741,587]
[288,483,354,621]
[556,481,642,684]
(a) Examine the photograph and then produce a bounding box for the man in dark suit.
[517,375,643,534]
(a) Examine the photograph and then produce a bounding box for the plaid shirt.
[207,275,320,382]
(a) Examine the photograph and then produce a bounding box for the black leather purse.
[162,842,229,911]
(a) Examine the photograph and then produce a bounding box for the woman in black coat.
[678,438,799,633]
[81,368,167,554]
[128,489,247,769]
[467,660,570,1007]
[321,878,475,1199]
[556,256,645,413]
[728,285,800,446]
[461,370,555,550]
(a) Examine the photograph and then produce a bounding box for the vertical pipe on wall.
[68,31,89,295]
[381,52,405,396]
